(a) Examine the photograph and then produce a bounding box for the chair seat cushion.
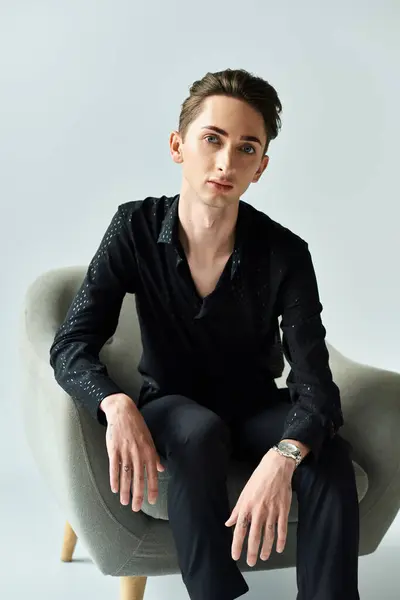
[140,458,368,521]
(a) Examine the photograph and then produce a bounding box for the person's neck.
[177,187,239,265]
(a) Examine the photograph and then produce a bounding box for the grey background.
[1,1,399,598]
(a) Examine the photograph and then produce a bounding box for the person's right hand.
[99,393,165,512]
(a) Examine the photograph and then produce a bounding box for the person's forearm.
[50,332,127,423]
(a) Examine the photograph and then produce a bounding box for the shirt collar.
[157,194,251,279]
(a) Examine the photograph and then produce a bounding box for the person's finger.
[231,511,250,561]
[109,452,121,494]
[119,456,132,505]
[276,511,288,553]
[156,455,165,472]
[260,518,276,561]
[131,449,145,512]
[246,512,264,567]
[225,504,239,526]
[149,439,164,472]
[149,442,165,473]
[145,452,159,505]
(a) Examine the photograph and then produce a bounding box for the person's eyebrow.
[201,125,262,146]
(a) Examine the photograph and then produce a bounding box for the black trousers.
[139,388,360,600]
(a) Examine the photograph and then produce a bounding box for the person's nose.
[216,146,236,175]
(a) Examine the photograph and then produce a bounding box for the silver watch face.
[278,442,301,457]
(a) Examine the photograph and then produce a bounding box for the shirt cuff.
[280,414,328,461]
[89,380,127,426]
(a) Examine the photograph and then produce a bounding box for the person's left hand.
[225,448,295,566]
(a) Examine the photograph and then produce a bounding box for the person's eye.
[242,145,256,154]
[205,135,219,144]
[204,135,255,155]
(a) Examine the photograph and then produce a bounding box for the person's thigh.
[230,388,353,468]
[139,394,233,463]
[229,387,295,464]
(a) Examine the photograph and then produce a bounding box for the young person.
[50,68,360,600]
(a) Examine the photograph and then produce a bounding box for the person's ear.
[170,131,183,164]
[252,155,269,183]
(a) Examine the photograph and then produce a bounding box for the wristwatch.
[272,441,303,468]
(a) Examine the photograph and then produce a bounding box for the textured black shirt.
[49,194,344,458]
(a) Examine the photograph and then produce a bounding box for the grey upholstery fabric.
[19,266,400,577]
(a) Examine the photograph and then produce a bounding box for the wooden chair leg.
[120,576,147,600]
[61,521,78,562]
[60,522,147,600]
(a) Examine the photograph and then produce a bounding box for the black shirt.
[49,194,344,458]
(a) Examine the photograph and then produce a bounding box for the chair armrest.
[278,341,400,553]
[18,268,151,574]
[331,353,400,553]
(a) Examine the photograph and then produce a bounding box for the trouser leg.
[230,388,360,600]
[140,394,249,600]
[293,434,360,600]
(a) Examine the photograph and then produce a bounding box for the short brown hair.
[178,68,283,155]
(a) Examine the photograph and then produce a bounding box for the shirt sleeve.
[277,241,344,460]
[49,205,138,426]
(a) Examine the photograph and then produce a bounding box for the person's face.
[170,94,270,206]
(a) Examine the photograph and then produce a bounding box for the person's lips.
[208,179,234,189]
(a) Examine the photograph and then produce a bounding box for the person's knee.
[169,409,232,460]
[317,435,358,501]
[296,434,357,496]
[327,434,354,470]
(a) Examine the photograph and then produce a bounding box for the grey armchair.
[19,266,400,600]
